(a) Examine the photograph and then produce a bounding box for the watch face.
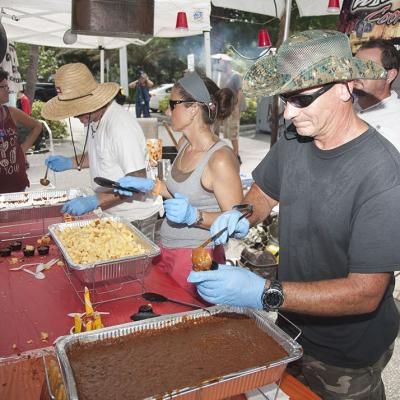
[265,289,283,308]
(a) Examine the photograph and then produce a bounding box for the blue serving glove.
[61,195,98,216]
[164,193,197,225]
[45,155,73,172]
[210,210,250,245]
[115,176,155,196]
[187,264,265,309]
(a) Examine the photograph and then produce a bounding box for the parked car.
[34,82,57,102]
[149,83,173,112]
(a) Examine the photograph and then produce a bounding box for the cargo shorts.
[221,107,240,140]
[286,342,394,400]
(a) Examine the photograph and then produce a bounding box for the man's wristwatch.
[261,280,284,312]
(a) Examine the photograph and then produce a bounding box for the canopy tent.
[1,0,343,96]
[212,0,343,18]
[0,0,211,94]
[0,0,211,48]
[212,0,343,40]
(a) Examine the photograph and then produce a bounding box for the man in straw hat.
[188,30,400,399]
[42,63,161,239]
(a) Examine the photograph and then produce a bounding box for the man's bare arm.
[281,272,391,316]
[244,183,278,226]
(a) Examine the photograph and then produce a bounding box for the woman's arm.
[9,107,42,153]
[197,147,244,228]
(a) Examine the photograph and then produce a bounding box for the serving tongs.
[94,176,139,194]
[192,204,253,271]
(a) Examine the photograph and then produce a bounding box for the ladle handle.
[167,298,204,309]
[43,165,49,180]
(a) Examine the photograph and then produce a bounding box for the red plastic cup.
[176,11,188,30]
[258,28,271,48]
[327,0,340,13]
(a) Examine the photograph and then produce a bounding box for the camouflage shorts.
[286,343,394,400]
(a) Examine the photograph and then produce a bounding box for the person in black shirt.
[188,31,399,400]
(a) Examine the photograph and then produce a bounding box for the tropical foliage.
[31,101,68,139]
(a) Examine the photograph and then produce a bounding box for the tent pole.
[203,30,211,78]
[283,0,292,40]
[119,45,129,98]
[100,47,105,83]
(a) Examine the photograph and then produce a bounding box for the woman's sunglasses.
[279,83,335,108]
[169,99,195,111]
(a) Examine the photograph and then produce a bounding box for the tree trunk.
[25,45,39,104]
[270,11,288,147]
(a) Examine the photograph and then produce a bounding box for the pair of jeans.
[135,101,150,118]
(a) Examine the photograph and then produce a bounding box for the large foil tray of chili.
[54,305,303,400]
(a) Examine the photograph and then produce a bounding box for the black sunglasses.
[280,83,335,108]
[169,99,195,111]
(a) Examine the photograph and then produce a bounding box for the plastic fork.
[9,263,38,271]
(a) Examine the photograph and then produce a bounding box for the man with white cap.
[42,63,161,240]
[188,31,399,399]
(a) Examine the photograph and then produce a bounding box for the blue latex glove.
[187,265,265,309]
[115,176,155,196]
[45,155,73,172]
[61,195,98,216]
[164,193,197,225]
[210,210,250,245]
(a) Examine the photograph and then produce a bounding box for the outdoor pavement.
[26,106,399,399]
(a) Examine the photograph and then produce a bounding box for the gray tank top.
[161,140,229,248]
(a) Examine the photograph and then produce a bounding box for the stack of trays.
[0,189,84,223]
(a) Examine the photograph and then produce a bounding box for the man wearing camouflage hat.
[188,30,399,399]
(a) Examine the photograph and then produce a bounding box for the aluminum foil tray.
[0,188,84,223]
[48,216,160,284]
[55,305,303,400]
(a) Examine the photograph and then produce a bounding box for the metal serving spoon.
[40,166,50,186]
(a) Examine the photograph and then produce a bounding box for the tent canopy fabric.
[212,0,342,18]
[1,0,211,49]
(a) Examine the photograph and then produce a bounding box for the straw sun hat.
[41,63,119,121]
[243,30,387,97]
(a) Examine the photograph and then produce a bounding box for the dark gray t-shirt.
[253,127,400,368]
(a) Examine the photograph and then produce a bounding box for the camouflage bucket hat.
[243,30,387,97]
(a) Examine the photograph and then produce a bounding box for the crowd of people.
[1,28,399,400]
